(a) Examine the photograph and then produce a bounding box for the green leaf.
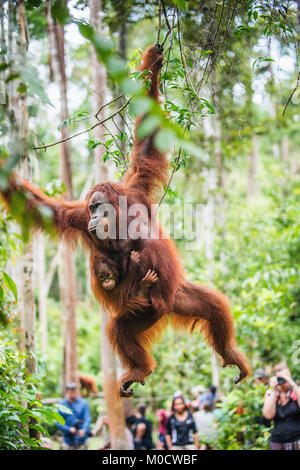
[107,56,127,79]
[137,115,161,139]
[154,129,174,152]
[52,411,65,425]
[92,37,115,63]
[200,98,215,114]
[0,63,10,71]
[18,65,52,106]
[129,97,152,116]
[29,424,50,437]
[171,0,186,10]
[17,83,27,94]
[51,0,70,24]
[121,77,142,95]
[3,272,18,302]
[78,22,94,41]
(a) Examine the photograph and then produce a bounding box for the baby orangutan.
[96,250,158,300]
[96,262,118,292]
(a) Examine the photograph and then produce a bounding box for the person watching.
[263,367,300,450]
[56,382,91,450]
[165,395,199,450]
[131,404,154,450]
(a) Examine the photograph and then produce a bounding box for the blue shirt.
[199,392,218,408]
[56,397,91,446]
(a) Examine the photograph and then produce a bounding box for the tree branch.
[282,70,300,116]
[33,98,131,151]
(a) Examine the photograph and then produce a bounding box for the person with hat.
[253,368,269,385]
[56,382,91,450]
[263,367,300,450]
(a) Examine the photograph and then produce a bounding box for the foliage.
[0,341,64,449]
[0,214,21,326]
[215,381,270,450]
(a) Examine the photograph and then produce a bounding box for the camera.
[277,377,286,385]
[74,419,83,430]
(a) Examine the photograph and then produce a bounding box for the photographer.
[263,367,300,450]
[57,383,91,450]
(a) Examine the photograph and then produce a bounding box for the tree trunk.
[117,21,128,159]
[202,166,220,390]
[89,0,129,449]
[35,232,47,352]
[0,1,5,105]
[203,100,221,391]
[16,0,36,376]
[212,118,224,391]
[297,0,300,36]
[45,252,59,298]
[33,157,48,352]
[101,312,129,449]
[116,19,133,418]
[14,1,39,440]
[47,3,78,388]
[89,0,110,182]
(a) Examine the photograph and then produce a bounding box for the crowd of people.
[54,361,300,451]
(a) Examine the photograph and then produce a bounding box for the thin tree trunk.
[116,19,134,419]
[101,312,129,449]
[15,1,39,441]
[5,0,24,349]
[16,0,36,375]
[45,252,59,298]
[79,172,94,297]
[47,3,78,388]
[202,166,220,390]
[212,117,224,391]
[35,233,48,352]
[89,0,110,183]
[33,157,48,352]
[297,0,300,36]
[89,0,129,449]
[117,21,127,159]
[0,1,5,105]
[203,98,221,390]
[7,0,15,111]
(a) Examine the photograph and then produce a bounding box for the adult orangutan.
[79,374,98,396]
[1,44,251,396]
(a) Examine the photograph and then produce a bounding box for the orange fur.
[125,45,169,202]
[1,44,251,396]
[79,375,98,396]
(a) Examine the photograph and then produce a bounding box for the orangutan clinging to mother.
[1,44,251,397]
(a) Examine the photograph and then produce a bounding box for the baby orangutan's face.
[97,262,117,291]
